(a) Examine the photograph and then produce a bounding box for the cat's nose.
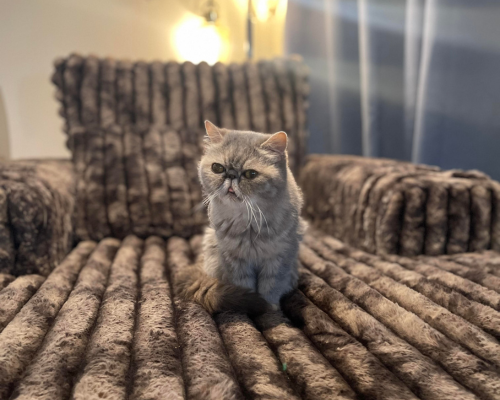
[226,169,238,180]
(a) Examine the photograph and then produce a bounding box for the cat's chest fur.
[209,200,285,262]
[205,197,296,280]
[203,196,301,300]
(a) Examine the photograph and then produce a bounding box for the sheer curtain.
[286,0,500,180]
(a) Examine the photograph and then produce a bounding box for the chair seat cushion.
[1,231,499,399]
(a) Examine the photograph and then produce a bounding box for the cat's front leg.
[231,274,257,292]
[227,260,258,292]
[257,263,293,309]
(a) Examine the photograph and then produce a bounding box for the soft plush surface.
[51,55,309,242]
[301,154,500,256]
[1,231,499,400]
[0,159,75,276]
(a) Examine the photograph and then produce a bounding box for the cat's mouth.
[227,186,240,200]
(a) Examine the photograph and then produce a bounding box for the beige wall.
[0,0,286,160]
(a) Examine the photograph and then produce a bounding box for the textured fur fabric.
[51,54,309,242]
[1,233,499,399]
[0,159,75,276]
[301,154,500,255]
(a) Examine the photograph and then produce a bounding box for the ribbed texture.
[1,232,499,399]
[0,274,45,333]
[0,160,75,276]
[0,274,15,291]
[52,55,309,242]
[301,154,500,255]
[0,241,95,399]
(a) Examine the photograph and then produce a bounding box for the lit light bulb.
[247,0,281,22]
[254,0,271,22]
[173,17,225,65]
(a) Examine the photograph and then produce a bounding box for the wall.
[0,0,286,160]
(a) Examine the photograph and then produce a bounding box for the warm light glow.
[173,17,225,65]
[235,0,285,21]
[253,0,274,22]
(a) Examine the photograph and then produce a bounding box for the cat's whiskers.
[250,203,260,235]
[245,198,262,241]
[254,202,270,235]
[193,189,219,212]
[254,201,263,236]
[202,185,224,207]
[242,197,251,227]
[243,197,254,230]
[203,190,219,205]
[202,194,214,207]
[243,198,252,231]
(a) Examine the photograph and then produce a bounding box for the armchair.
[0,55,499,400]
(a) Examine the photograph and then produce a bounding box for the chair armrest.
[299,154,500,256]
[0,159,75,276]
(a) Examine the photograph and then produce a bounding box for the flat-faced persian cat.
[177,121,306,315]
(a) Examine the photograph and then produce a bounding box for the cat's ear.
[261,131,288,156]
[204,120,225,143]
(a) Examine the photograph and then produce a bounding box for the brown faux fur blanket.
[0,231,499,400]
[0,160,74,276]
[301,155,500,256]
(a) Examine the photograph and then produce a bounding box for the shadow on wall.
[0,87,11,159]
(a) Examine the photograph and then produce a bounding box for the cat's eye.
[243,170,258,179]
[212,163,225,174]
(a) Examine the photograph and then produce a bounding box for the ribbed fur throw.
[1,232,499,399]
[51,55,309,241]
[301,155,500,256]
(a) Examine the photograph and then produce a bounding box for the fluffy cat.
[177,121,305,314]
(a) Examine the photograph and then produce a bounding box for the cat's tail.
[175,264,268,315]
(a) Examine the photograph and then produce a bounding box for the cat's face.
[198,123,288,204]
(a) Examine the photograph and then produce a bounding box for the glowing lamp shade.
[174,17,226,65]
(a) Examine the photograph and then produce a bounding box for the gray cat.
[177,121,306,314]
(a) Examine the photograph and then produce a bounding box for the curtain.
[286,0,500,180]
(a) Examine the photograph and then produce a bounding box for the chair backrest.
[52,55,309,173]
[51,55,309,241]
